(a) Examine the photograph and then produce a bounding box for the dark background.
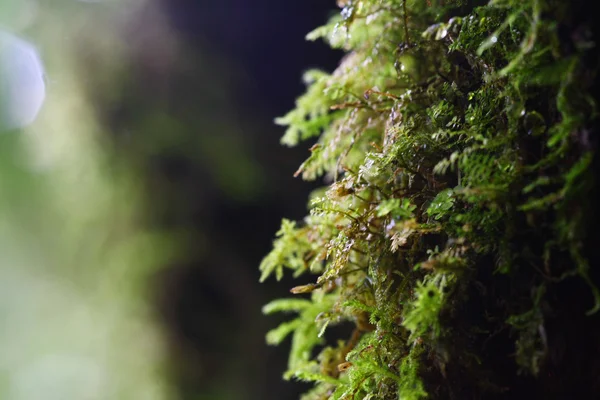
[117,1,342,399]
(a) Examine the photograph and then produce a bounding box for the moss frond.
[261,0,600,398]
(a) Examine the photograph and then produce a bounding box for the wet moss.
[261,1,600,398]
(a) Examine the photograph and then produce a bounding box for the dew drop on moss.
[523,111,546,136]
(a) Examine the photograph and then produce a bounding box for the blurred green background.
[1,0,339,399]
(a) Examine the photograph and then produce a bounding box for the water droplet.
[491,36,498,43]
[341,6,354,21]
[523,111,546,136]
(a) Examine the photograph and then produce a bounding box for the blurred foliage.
[1,0,272,399]
[262,0,600,398]
[0,39,173,400]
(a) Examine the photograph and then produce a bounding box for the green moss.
[261,0,599,398]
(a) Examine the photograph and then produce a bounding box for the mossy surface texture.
[260,1,600,398]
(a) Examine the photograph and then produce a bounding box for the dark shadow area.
[88,1,344,399]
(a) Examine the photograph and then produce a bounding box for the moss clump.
[260,0,600,398]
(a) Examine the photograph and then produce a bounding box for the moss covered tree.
[260,0,600,398]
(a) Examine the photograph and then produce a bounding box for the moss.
[261,0,600,398]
